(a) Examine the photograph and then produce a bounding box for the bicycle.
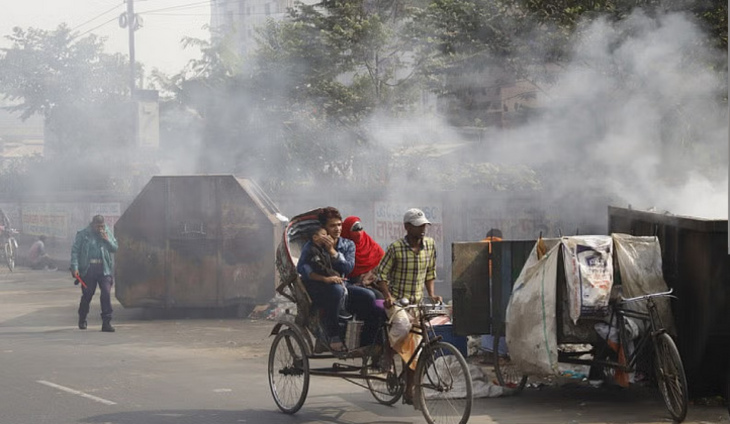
[1,228,19,272]
[553,288,689,422]
[268,298,473,424]
[612,289,688,422]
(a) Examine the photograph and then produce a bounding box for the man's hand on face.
[94,224,108,240]
[320,235,336,255]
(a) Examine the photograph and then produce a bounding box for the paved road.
[1,267,727,424]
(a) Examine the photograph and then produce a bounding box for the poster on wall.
[372,202,444,268]
[89,203,122,231]
[22,204,69,238]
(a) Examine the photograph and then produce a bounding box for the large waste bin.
[114,175,285,311]
[608,206,729,396]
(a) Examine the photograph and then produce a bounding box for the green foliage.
[0,25,133,157]
[253,0,422,123]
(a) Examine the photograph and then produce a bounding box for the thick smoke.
[361,11,728,221]
[157,9,727,225]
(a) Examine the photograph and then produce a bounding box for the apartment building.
[211,0,307,56]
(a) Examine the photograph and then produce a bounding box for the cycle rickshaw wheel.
[365,328,404,405]
[415,341,473,424]
[268,328,310,414]
[493,327,527,393]
[654,333,688,423]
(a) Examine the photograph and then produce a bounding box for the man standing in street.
[375,207,443,404]
[70,215,118,332]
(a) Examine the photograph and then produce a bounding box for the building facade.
[211,0,304,56]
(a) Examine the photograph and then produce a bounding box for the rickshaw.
[492,235,689,422]
[268,208,473,424]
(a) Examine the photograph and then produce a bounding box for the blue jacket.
[70,224,118,276]
[297,237,355,283]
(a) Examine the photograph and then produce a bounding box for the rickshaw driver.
[297,207,383,353]
[375,207,443,405]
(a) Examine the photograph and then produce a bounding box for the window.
[265,3,271,15]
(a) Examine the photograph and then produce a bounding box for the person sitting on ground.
[341,216,385,299]
[28,235,56,270]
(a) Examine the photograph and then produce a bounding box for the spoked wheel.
[5,241,15,272]
[493,328,527,393]
[268,328,310,414]
[415,341,473,424]
[364,328,404,405]
[654,333,688,423]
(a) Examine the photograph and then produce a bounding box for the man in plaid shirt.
[376,208,443,308]
[375,207,443,404]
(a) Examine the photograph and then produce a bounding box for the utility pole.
[126,0,136,97]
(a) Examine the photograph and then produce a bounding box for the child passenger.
[297,226,350,351]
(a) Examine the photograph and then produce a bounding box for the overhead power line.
[74,15,121,38]
[137,0,215,15]
[71,1,126,31]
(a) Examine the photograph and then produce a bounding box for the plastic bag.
[386,306,412,349]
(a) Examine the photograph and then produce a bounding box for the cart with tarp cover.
[499,234,688,422]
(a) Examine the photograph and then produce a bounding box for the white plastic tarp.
[612,233,675,335]
[424,355,505,399]
[505,239,561,377]
[561,236,614,324]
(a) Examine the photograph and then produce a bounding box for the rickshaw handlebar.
[620,288,676,304]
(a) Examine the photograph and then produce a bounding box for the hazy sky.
[2,0,210,76]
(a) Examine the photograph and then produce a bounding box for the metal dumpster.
[452,240,535,336]
[608,206,730,396]
[114,175,285,312]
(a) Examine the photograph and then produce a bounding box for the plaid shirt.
[375,236,437,304]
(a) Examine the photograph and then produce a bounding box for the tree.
[254,0,423,123]
[0,25,132,159]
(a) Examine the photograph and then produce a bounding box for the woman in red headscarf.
[341,216,385,298]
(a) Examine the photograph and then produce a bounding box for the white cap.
[403,208,431,226]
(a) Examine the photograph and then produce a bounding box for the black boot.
[101,320,115,332]
[78,316,87,330]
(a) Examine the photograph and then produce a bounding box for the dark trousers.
[303,280,384,346]
[78,264,114,321]
[304,280,346,341]
[345,283,385,346]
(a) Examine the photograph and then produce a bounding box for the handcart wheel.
[268,328,310,414]
[653,333,688,423]
[493,327,528,393]
[365,327,404,405]
[415,341,473,424]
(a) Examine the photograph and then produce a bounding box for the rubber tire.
[654,332,688,423]
[268,328,310,414]
[365,350,404,405]
[493,328,527,393]
[415,341,473,424]
[366,327,404,405]
[5,241,15,272]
